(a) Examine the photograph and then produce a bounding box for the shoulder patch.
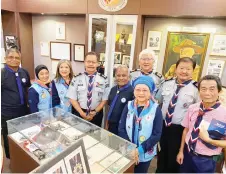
[73,73,82,78]
[154,72,163,78]
[130,69,140,73]
[192,80,198,88]
[99,73,107,79]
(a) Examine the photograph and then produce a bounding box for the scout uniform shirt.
[66,72,110,110]
[130,69,164,94]
[155,78,200,125]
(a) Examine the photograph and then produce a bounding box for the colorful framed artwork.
[50,42,71,60]
[146,31,162,50]
[210,34,226,56]
[163,32,210,81]
[74,44,85,62]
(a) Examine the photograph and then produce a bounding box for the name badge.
[121,98,126,103]
[22,78,26,83]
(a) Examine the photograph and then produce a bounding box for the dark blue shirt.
[1,67,31,117]
[118,104,163,153]
[51,80,61,108]
[108,84,134,123]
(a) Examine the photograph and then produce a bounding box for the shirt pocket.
[77,86,86,98]
[94,87,104,101]
[180,93,195,109]
[162,88,172,103]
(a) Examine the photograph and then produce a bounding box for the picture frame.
[56,22,66,40]
[114,52,122,64]
[32,139,90,173]
[210,34,226,56]
[50,42,71,60]
[146,31,162,50]
[4,35,16,49]
[206,59,225,78]
[122,55,130,67]
[163,32,210,81]
[99,53,105,62]
[74,44,85,62]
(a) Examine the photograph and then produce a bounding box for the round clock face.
[98,0,128,12]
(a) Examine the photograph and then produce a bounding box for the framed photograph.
[122,55,130,67]
[114,52,122,64]
[99,53,105,62]
[206,59,225,78]
[146,31,162,50]
[74,44,85,62]
[56,22,66,40]
[5,35,16,49]
[50,42,71,60]
[210,34,226,56]
[64,146,88,174]
[163,32,210,81]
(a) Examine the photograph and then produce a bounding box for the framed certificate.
[50,42,71,60]
[74,44,85,62]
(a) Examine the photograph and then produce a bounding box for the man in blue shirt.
[107,65,134,135]
[1,48,31,159]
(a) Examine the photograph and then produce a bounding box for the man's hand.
[176,151,184,165]
[199,125,211,143]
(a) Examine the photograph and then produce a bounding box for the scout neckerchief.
[188,101,221,152]
[5,65,24,104]
[34,80,52,96]
[85,71,97,115]
[59,78,69,89]
[141,70,152,75]
[107,82,131,121]
[165,79,192,127]
[133,100,153,145]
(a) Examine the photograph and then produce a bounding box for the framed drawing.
[99,53,105,62]
[122,55,130,67]
[114,52,122,64]
[210,34,226,56]
[146,31,162,50]
[50,42,71,60]
[74,44,85,62]
[163,32,210,81]
[206,59,225,78]
[56,22,66,40]
[44,160,67,174]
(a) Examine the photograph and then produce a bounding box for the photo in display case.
[114,52,122,64]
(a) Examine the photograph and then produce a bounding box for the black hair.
[176,57,196,70]
[198,75,222,92]
[85,51,99,61]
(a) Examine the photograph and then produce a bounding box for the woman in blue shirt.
[28,65,51,113]
[51,60,74,113]
[118,75,163,173]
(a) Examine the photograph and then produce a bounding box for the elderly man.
[66,52,110,127]
[107,65,134,135]
[130,49,164,95]
[156,57,200,173]
[177,75,226,173]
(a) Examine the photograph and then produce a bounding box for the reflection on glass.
[91,18,107,75]
[113,24,133,78]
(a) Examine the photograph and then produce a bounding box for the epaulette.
[165,77,174,82]
[154,72,163,78]
[130,69,140,73]
[191,80,198,88]
[73,73,82,78]
[99,73,107,79]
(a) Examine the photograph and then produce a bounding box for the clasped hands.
[80,110,97,121]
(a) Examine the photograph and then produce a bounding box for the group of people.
[2,46,226,173]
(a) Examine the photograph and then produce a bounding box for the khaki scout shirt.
[155,78,200,125]
[66,72,110,110]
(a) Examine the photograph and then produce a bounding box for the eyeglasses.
[140,57,154,61]
[85,60,97,64]
[134,89,149,93]
[6,56,21,61]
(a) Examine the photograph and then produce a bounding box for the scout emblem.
[22,78,26,83]
[121,98,126,103]
[41,92,46,99]
[140,135,146,142]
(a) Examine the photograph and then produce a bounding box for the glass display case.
[7,108,136,173]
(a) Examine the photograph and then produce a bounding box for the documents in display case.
[7,108,136,173]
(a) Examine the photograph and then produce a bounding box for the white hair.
[115,65,130,75]
[139,49,156,61]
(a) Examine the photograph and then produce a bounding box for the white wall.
[32,15,86,78]
[142,18,226,79]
